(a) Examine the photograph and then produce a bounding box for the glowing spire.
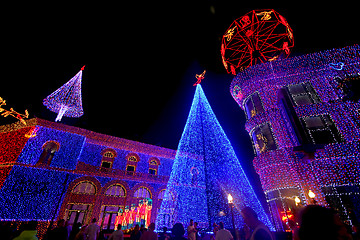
[43,66,85,122]
[156,84,273,230]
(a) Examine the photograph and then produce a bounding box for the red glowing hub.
[221,9,294,75]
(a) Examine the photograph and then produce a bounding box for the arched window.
[101,149,117,169]
[105,184,126,197]
[148,157,160,175]
[134,187,151,198]
[104,152,114,158]
[128,156,138,162]
[158,190,174,201]
[158,189,166,200]
[251,123,277,155]
[126,153,140,174]
[243,92,264,119]
[37,140,60,165]
[72,181,96,195]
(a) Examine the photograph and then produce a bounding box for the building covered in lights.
[230,45,360,231]
[0,118,176,236]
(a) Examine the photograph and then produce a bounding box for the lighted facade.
[230,45,360,231]
[0,118,175,237]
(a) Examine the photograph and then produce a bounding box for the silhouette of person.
[187,220,196,240]
[295,205,352,240]
[130,224,142,240]
[171,223,187,240]
[85,218,100,240]
[139,223,158,240]
[241,207,273,240]
[49,219,68,240]
[215,222,233,240]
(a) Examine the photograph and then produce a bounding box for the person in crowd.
[85,218,100,240]
[159,227,170,240]
[215,222,233,240]
[49,219,68,240]
[69,222,82,240]
[65,221,72,240]
[140,224,147,234]
[74,225,88,240]
[295,205,352,240]
[212,223,219,239]
[13,221,38,240]
[130,224,142,240]
[109,228,124,240]
[194,222,199,240]
[171,223,187,240]
[352,224,360,240]
[139,223,158,240]
[241,207,273,240]
[187,219,196,240]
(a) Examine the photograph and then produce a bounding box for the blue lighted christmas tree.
[43,66,85,122]
[156,84,273,231]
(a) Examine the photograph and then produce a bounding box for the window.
[302,115,342,144]
[134,187,151,198]
[158,190,174,201]
[126,165,135,172]
[126,153,139,174]
[158,190,166,200]
[251,123,277,155]
[101,161,112,168]
[149,160,158,165]
[105,184,126,197]
[334,74,360,102]
[101,149,117,169]
[104,152,114,158]
[72,181,96,195]
[243,92,264,119]
[37,141,60,165]
[287,82,320,106]
[65,204,91,225]
[99,205,122,230]
[148,158,160,175]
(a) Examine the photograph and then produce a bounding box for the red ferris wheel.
[221,9,294,75]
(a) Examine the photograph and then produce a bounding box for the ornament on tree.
[193,70,206,86]
[43,66,85,122]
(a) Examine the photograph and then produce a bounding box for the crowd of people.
[1,205,359,240]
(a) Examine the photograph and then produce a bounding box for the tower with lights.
[156,84,273,231]
[230,45,360,230]
[221,9,360,231]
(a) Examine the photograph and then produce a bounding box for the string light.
[156,84,274,231]
[0,97,29,125]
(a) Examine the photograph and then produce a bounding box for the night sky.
[2,2,359,206]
